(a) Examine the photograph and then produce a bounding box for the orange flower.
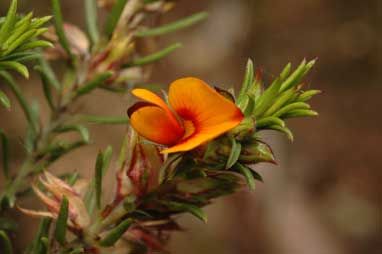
[128,77,244,153]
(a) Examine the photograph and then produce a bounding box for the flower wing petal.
[128,102,184,146]
[165,77,243,153]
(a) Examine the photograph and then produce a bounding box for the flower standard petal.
[163,77,244,153]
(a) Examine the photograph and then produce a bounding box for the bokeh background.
[0,0,381,253]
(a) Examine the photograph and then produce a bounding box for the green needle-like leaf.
[263,88,296,117]
[30,218,52,254]
[95,151,103,209]
[0,0,17,45]
[226,138,242,169]
[85,0,99,47]
[37,56,61,90]
[273,102,310,118]
[136,12,208,37]
[51,0,72,57]
[0,130,9,179]
[233,163,256,190]
[99,218,134,247]
[298,89,321,101]
[164,201,207,223]
[79,115,129,125]
[55,196,69,245]
[0,90,10,109]
[256,116,285,129]
[17,40,53,51]
[76,71,113,96]
[254,78,282,117]
[282,109,318,119]
[54,125,90,143]
[0,71,35,129]
[127,43,182,67]
[269,125,294,141]
[104,0,128,38]
[237,58,254,106]
[0,61,29,78]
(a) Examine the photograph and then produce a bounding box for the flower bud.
[19,172,90,231]
[43,23,89,59]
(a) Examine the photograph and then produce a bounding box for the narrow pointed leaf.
[51,0,72,57]
[104,0,128,38]
[273,102,310,118]
[54,125,90,143]
[85,0,99,47]
[226,138,242,169]
[254,78,282,117]
[263,88,297,117]
[0,130,9,179]
[37,57,61,90]
[238,58,254,105]
[282,109,318,119]
[127,43,182,67]
[0,0,17,45]
[136,12,208,37]
[17,40,53,51]
[164,201,207,223]
[99,218,134,247]
[233,163,256,190]
[298,89,321,101]
[76,71,112,96]
[0,90,10,109]
[79,114,129,125]
[256,116,285,129]
[0,71,35,129]
[31,218,52,254]
[279,62,292,81]
[280,59,316,92]
[0,61,29,78]
[95,151,103,209]
[54,196,68,245]
[269,125,294,141]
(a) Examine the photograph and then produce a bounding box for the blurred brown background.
[0,0,381,253]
